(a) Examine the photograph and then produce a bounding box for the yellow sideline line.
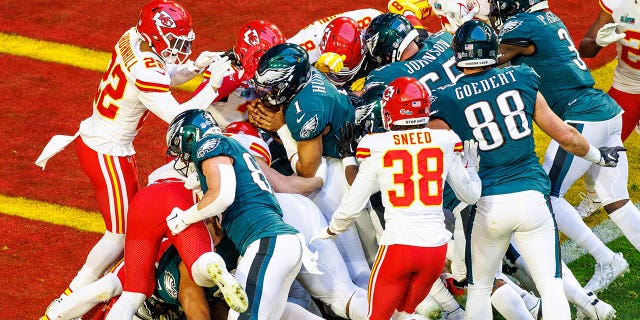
[0,32,201,92]
[0,195,103,233]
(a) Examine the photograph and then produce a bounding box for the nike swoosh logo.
[296,114,305,123]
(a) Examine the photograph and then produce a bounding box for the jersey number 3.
[384,148,444,207]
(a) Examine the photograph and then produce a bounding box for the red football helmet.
[136,0,195,64]
[233,20,286,81]
[381,77,431,130]
[224,120,260,138]
[320,17,366,85]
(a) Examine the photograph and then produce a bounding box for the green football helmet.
[489,0,549,29]
[252,43,311,108]
[452,20,499,68]
[363,13,419,65]
[166,109,221,175]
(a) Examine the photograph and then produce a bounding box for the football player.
[492,0,637,293]
[313,76,482,320]
[249,43,372,289]
[36,0,232,317]
[429,19,623,319]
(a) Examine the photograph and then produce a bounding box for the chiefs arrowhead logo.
[243,28,260,46]
[153,11,176,28]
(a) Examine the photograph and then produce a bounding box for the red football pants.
[609,87,640,141]
[367,243,447,320]
[75,137,139,234]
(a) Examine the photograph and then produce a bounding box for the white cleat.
[575,192,603,218]
[584,253,629,293]
[528,296,542,319]
[575,292,616,320]
[207,262,248,313]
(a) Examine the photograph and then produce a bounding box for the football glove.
[387,0,432,20]
[596,23,626,47]
[597,146,625,167]
[441,273,466,297]
[208,56,231,89]
[315,52,346,74]
[350,77,366,92]
[463,139,480,171]
[309,227,337,244]
[335,121,358,158]
[166,207,189,235]
[186,51,222,73]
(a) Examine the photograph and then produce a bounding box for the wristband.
[583,145,601,164]
[342,157,357,167]
[277,125,299,160]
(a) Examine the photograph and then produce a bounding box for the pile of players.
[36,0,640,319]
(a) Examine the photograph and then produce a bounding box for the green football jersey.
[431,65,550,196]
[364,31,461,93]
[191,134,298,255]
[499,11,621,121]
[284,68,355,158]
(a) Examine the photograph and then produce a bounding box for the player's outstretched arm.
[579,9,616,58]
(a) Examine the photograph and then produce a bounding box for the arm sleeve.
[138,85,219,123]
[446,153,482,205]
[167,61,200,86]
[329,156,380,234]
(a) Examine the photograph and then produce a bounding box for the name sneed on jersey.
[405,39,451,75]
[393,131,432,145]
[455,69,517,99]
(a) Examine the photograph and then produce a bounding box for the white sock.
[609,201,640,251]
[551,197,614,264]
[560,262,591,308]
[491,284,533,320]
[428,278,459,312]
[414,295,439,317]
[70,231,124,291]
[335,227,371,289]
[49,273,122,319]
[347,289,368,320]
[104,291,145,320]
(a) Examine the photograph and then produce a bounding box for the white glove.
[463,139,480,171]
[188,51,224,73]
[315,52,346,73]
[184,172,201,191]
[596,23,626,47]
[166,207,189,235]
[309,227,337,244]
[208,56,231,89]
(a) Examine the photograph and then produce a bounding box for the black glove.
[598,146,626,167]
[335,121,358,158]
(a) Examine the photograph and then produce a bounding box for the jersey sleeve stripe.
[356,147,371,159]
[454,142,463,152]
[250,143,272,166]
[135,79,170,92]
[599,0,612,15]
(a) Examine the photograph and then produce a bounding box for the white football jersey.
[227,133,272,166]
[79,28,218,156]
[287,8,382,63]
[206,82,253,131]
[331,128,480,247]
[600,0,640,93]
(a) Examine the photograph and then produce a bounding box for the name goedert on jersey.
[454,69,517,100]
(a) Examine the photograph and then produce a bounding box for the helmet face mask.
[234,20,285,81]
[380,77,431,131]
[137,0,195,64]
[452,19,499,68]
[252,43,311,108]
[166,110,221,176]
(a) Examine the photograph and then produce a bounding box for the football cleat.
[575,292,616,320]
[575,192,603,218]
[527,296,542,320]
[584,253,629,293]
[207,262,248,313]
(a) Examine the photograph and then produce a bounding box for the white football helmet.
[432,0,490,34]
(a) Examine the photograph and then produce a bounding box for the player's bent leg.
[104,291,146,320]
[230,234,303,320]
[47,272,123,320]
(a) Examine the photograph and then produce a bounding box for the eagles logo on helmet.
[253,43,311,108]
[363,13,420,65]
[166,110,221,176]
